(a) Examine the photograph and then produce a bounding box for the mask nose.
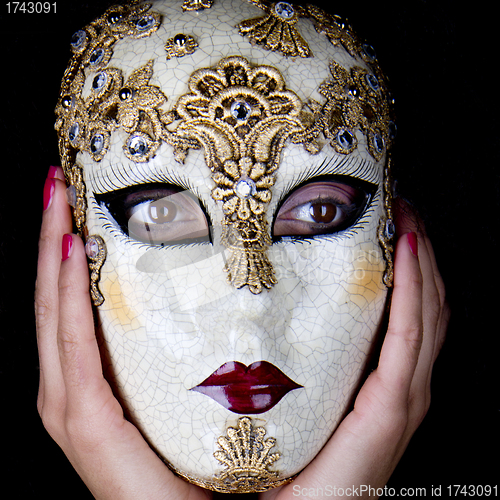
[194,276,302,365]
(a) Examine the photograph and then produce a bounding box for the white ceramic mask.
[55,0,396,493]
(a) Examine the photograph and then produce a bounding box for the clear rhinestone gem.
[365,74,380,92]
[89,48,105,66]
[235,178,256,199]
[385,219,395,240]
[68,123,80,145]
[70,30,86,49]
[231,101,252,121]
[174,34,187,47]
[127,135,148,157]
[85,237,100,259]
[65,185,77,208]
[119,87,133,100]
[90,134,105,154]
[92,72,107,91]
[275,2,294,19]
[362,43,377,61]
[373,133,384,153]
[337,128,355,151]
[135,15,155,31]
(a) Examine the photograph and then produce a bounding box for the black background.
[1,1,498,498]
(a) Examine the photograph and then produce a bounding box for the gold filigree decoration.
[55,2,162,177]
[85,235,107,306]
[301,60,393,162]
[65,163,87,235]
[378,155,395,287]
[172,56,315,293]
[182,0,213,11]
[57,60,169,166]
[211,417,288,493]
[238,1,311,57]
[165,33,199,59]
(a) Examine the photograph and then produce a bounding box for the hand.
[35,166,210,500]
[263,200,449,499]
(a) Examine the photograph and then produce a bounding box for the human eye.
[273,178,372,238]
[96,184,210,245]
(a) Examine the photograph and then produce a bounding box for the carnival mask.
[55,0,395,493]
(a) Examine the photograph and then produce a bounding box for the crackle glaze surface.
[61,0,392,490]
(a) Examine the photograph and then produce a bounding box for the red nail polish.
[62,234,73,261]
[407,232,418,257]
[43,178,56,211]
[47,166,58,179]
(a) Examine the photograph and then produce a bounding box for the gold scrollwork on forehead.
[171,56,316,293]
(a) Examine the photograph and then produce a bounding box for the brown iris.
[149,199,177,223]
[310,202,337,223]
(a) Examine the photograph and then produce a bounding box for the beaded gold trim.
[65,163,87,235]
[378,155,395,287]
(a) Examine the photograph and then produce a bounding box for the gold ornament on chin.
[213,417,289,493]
[167,417,294,493]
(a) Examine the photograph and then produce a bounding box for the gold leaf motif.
[238,1,312,57]
[314,61,392,161]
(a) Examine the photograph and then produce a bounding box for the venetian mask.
[55,0,395,493]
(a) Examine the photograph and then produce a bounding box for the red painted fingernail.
[47,166,58,179]
[407,232,418,257]
[62,234,74,261]
[43,178,56,211]
[48,165,65,181]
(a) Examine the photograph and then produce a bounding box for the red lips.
[190,361,302,414]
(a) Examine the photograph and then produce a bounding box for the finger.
[57,233,111,416]
[421,233,448,363]
[408,233,448,419]
[376,231,423,403]
[36,167,71,411]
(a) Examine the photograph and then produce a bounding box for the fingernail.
[62,234,74,261]
[47,165,65,181]
[43,178,56,211]
[407,232,418,257]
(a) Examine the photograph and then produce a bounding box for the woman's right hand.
[35,166,211,500]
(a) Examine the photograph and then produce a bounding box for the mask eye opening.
[271,174,377,242]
